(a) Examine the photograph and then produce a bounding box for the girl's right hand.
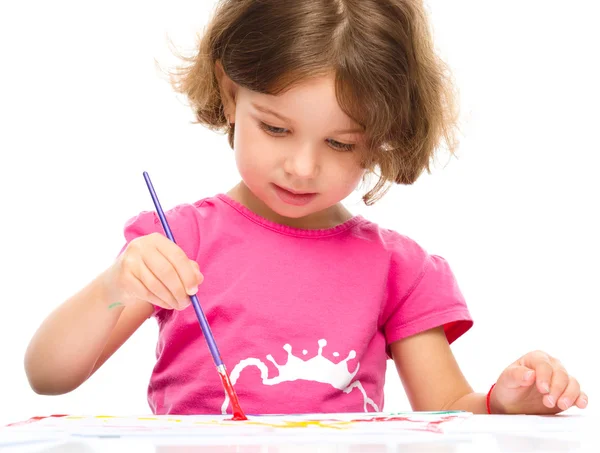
[104,232,203,310]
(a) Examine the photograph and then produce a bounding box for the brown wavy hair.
[169,0,460,205]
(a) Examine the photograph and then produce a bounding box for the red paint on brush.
[218,368,247,421]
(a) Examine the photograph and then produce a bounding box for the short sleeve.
[118,204,203,320]
[381,237,473,348]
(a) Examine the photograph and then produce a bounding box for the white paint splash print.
[221,339,379,414]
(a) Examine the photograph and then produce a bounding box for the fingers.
[154,235,203,296]
[118,233,203,310]
[126,271,172,310]
[501,365,536,389]
[138,257,184,309]
[555,376,585,411]
[545,367,569,409]
[189,260,204,291]
[575,392,589,409]
[521,351,588,412]
[520,351,554,395]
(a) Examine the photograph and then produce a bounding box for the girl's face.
[222,71,366,228]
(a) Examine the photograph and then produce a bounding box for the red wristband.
[486,383,496,414]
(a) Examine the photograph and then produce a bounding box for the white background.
[0,1,598,425]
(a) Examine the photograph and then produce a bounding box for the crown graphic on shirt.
[263,339,359,390]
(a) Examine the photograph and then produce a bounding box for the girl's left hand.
[490,350,588,414]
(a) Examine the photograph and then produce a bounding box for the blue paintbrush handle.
[143,171,224,368]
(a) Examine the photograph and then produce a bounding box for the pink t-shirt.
[122,194,472,415]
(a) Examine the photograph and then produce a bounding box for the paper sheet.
[3,413,598,451]
[1,412,469,444]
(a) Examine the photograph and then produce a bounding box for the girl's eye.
[259,121,355,152]
[327,139,355,152]
[259,122,288,135]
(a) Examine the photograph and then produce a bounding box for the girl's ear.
[215,60,238,124]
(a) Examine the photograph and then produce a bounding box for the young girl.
[25,0,587,416]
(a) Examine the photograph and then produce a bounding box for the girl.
[25,0,587,416]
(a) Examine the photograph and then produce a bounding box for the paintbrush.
[143,171,247,421]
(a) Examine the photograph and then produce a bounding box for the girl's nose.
[283,143,320,179]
